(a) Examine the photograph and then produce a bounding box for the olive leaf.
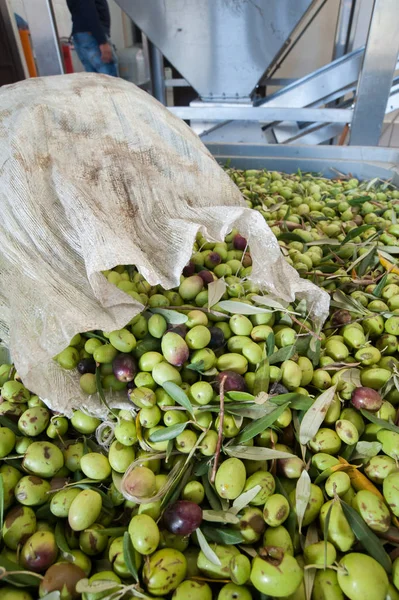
[269,393,313,410]
[200,525,243,545]
[295,469,311,534]
[54,522,73,560]
[149,307,188,324]
[347,196,371,206]
[123,531,139,582]
[225,445,296,461]
[340,368,362,387]
[230,485,262,515]
[360,409,399,434]
[161,382,194,417]
[237,402,290,444]
[269,345,296,365]
[253,391,270,405]
[251,295,289,311]
[342,224,375,244]
[331,290,369,316]
[0,557,41,587]
[225,402,276,420]
[148,422,188,443]
[226,391,255,402]
[299,385,337,445]
[266,332,275,357]
[40,592,61,600]
[253,358,270,396]
[208,279,227,309]
[95,367,117,418]
[323,501,333,569]
[202,510,239,524]
[277,232,305,244]
[196,528,222,566]
[216,300,273,315]
[0,416,20,435]
[0,474,4,532]
[201,475,222,511]
[353,441,382,459]
[304,522,319,600]
[372,272,389,297]
[76,579,122,594]
[340,500,392,573]
[186,360,205,372]
[36,502,57,522]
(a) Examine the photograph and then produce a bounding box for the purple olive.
[167,324,188,339]
[351,387,383,412]
[183,261,195,277]
[215,370,246,393]
[198,270,214,285]
[77,358,96,375]
[242,252,252,268]
[112,353,137,382]
[163,500,202,535]
[233,234,247,250]
[269,382,289,396]
[205,252,221,267]
[208,327,225,350]
[331,310,352,327]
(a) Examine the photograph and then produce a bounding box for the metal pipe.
[333,0,356,60]
[147,39,166,105]
[349,0,399,145]
[169,106,352,123]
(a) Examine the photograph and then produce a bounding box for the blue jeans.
[73,32,118,77]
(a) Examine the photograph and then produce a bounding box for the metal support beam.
[147,39,165,105]
[169,106,352,123]
[349,0,399,145]
[23,0,64,76]
[333,0,356,60]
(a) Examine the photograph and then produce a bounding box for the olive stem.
[210,375,226,484]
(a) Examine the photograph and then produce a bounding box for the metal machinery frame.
[114,0,399,147]
[14,0,399,147]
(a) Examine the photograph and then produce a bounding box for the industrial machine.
[13,0,399,147]
[113,0,399,146]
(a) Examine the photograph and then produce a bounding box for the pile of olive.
[1,170,399,600]
[228,168,399,291]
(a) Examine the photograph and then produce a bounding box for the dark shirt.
[67,0,111,45]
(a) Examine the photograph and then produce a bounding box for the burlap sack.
[0,73,329,415]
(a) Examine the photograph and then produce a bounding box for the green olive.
[172,580,212,600]
[320,500,355,552]
[250,548,303,597]
[263,494,290,526]
[352,489,390,532]
[337,553,388,600]
[68,489,102,531]
[143,548,187,595]
[129,514,160,555]
[215,458,246,499]
[313,569,344,600]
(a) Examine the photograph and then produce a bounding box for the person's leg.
[72,33,98,73]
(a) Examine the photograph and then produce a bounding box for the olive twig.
[210,375,226,485]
